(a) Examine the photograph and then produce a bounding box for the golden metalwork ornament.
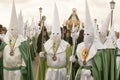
[81,48,89,65]
[52,55,57,61]
[10,50,14,56]
[83,60,86,65]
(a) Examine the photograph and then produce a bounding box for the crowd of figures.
[0,0,120,80]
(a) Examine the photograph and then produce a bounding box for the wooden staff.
[68,25,78,80]
[40,16,46,51]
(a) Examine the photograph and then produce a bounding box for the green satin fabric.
[75,49,116,80]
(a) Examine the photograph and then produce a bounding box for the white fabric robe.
[44,39,69,80]
[0,34,26,80]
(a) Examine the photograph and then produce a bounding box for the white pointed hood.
[77,0,98,63]
[51,3,61,36]
[24,20,29,37]
[104,24,115,48]
[4,0,18,41]
[30,19,36,38]
[84,0,94,36]
[108,25,115,39]
[99,13,111,34]
[84,0,94,50]
[3,1,26,44]
[18,10,24,35]
[99,12,111,44]
[44,3,68,54]
[9,0,18,31]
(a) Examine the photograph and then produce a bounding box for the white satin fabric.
[44,39,69,80]
[0,34,26,80]
[76,42,97,80]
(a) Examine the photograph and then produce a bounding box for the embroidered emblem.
[81,48,89,65]
[52,41,60,61]
[9,35,17,56]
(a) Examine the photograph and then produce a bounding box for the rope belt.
[3,66,21,71]
[80,66,92,70]
[48,66,66,69]
[116,54,120,56]
[80,66,93,76]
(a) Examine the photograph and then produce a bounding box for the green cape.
[75,49,116,80]
[29,35,37,60]
[0,41,34,80]
[75,51,102,80]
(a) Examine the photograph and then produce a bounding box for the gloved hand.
[71,33,79,40]
[70,55,76,63]
[81,69,91,77]
[66,75,70,80]
[39,51,45,57]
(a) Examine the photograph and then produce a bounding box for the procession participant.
[98,12,116,80]
[36,27,49,54]
[29,19,38,60]
[0,1,34,80]
[36,3,72,80]
[74,0,102,80]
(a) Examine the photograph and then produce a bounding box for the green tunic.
[117,63,120,80]
[116,48,120,80]
[99,49,116,80]
[0,41,34,80]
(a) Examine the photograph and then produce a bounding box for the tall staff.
[110,0,115,28]
[41,16,46,51]
[69,23,79,80]
[39,7,42,23]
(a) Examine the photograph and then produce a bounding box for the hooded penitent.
[3,0,19,43]
[24,20,29,38]
[84,0,94,50]
[30,19,36,38]
[104,24,116,48]
[99,12,111,44]
[9,0,18,35]
[50,3,61,42]
[18,10,24,36]
[37,3,72,80]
